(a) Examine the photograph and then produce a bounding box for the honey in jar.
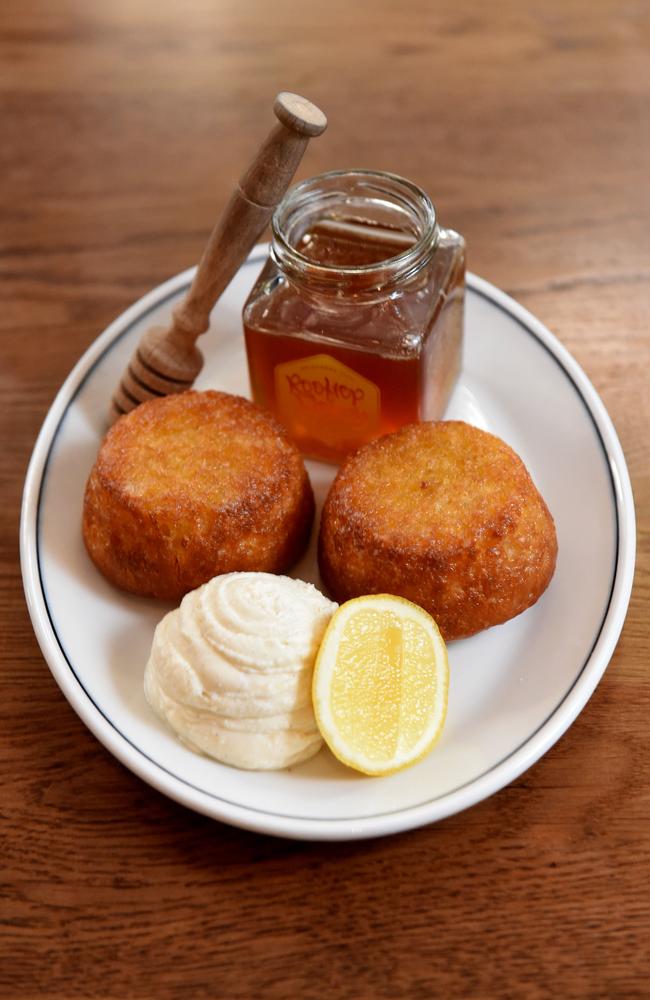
[243,169,465,463]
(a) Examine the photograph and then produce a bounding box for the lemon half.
[312,595,449,776]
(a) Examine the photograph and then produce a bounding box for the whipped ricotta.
[144,573,336,769]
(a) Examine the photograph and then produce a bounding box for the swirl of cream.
[192,572,329,670]
[144,573,337,770]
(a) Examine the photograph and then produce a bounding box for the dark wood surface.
[2,2,648,997]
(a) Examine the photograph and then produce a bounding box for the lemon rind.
[312,594,449,777]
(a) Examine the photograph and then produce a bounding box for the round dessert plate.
[21,247,636,841]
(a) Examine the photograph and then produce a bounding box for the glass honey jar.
[242,169,465,463]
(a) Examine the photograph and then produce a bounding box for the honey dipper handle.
[169,92,327,342]
[109,93,326,424]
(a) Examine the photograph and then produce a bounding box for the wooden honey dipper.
[109,92,327,424]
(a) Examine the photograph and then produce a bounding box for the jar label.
[274,354,380,448]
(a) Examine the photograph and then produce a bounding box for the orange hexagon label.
[275,354,381,449]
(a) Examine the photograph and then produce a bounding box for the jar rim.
[271,168,438,288]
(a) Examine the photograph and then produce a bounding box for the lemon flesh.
[312,595,449,775]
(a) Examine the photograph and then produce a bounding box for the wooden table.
[3,2,648,996]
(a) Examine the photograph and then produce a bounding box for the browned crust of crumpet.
[318,420,558,640]
[82,390,314,600]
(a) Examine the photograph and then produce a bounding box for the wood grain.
[1,1,649,997]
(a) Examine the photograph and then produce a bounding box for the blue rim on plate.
[20,249,636,840]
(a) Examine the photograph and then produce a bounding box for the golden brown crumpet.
[82,391,314,600]
[318,421,558,640]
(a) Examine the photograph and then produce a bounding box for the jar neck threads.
[271,169,439,294]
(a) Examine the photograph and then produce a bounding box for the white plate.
[21,246,635,841]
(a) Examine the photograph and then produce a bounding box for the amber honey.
[243,170,465,463]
